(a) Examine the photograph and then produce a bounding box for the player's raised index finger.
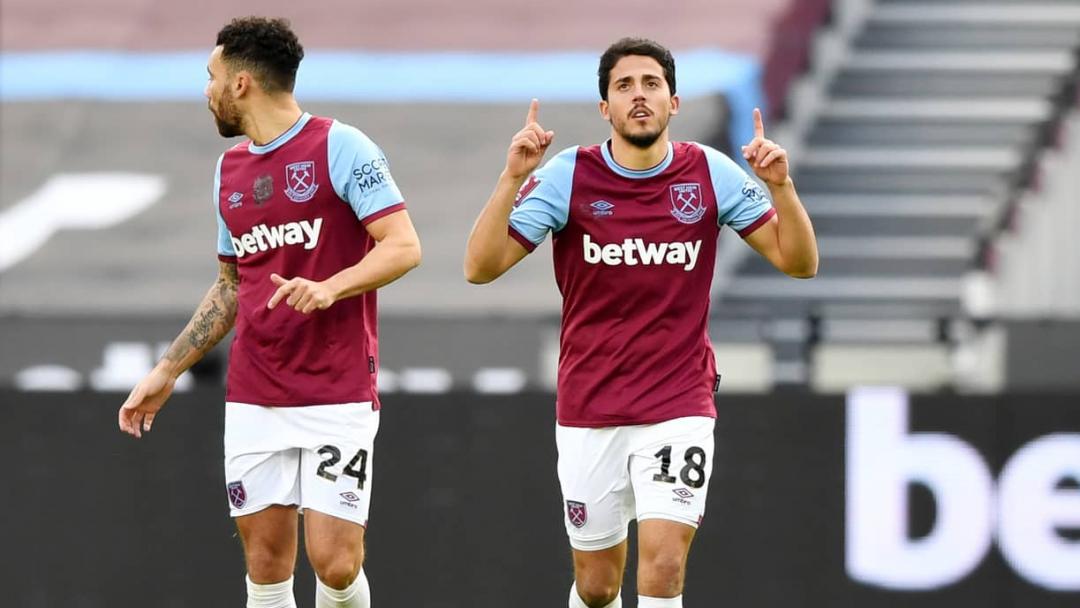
[753,108,765,138]
[525,98,539,126]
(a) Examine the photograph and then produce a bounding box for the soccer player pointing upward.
[119,17,421,608]
[465,38,816,607]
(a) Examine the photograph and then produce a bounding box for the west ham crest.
[669,183,705,224]
[227,481,247,509]
[514,174,541,207]
[253,174,274,205]
[285,160,319,203]
[566,500,587,528]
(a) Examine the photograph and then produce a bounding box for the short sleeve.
[700,144,776,238]
[327,121,406,225]
[213,154,237,260]
[507,146,578,252]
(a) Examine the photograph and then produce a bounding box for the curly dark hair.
[597,37,676,101]
[216,17,304,93]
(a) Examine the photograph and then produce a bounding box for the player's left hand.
[742,108,790,187]
[267,273,335,314]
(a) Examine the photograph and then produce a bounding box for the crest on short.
[227,481,247,509]
[669,183,705,224]
[566,500,587,528]
[284,161,319,203]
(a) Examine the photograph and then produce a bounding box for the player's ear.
[233,71,252,98]
[670,94,680,116]
[599,99,610,121]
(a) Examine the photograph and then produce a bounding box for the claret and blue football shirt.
[215,113,405,407]
[509,141,775,427]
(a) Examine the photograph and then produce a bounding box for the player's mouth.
[629,106,651,120]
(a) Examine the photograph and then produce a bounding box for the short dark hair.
[597,37,676,101]
[216,17,304,93]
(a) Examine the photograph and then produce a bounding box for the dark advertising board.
[2,389,1077,607]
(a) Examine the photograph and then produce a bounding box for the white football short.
[223,402,378,527]
[556,416,715,551]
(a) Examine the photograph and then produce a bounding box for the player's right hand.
[118,366,176,439]
[505,99,554,180]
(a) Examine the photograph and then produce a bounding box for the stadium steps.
[830,51,1075,98]
[794,146,1025,195]
[718,0,1080,385]
[858,7,1080,51]
[742,234,977,276]
[808,99,1053,147]
[796,193,1003,237]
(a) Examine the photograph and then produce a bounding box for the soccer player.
[464,38,817,607]
[117,17,421,608]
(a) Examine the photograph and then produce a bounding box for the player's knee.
[575,579,621,607]
[311,553,363,590]
[314,562,359,590]
[244,544,294,582]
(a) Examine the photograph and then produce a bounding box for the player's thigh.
[629,416,715,528]
[235,504,300,583]
[556,423,635,551]
[298,404,379,527]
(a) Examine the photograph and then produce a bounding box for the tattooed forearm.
[160,262,239,375]
[186,300,224,351]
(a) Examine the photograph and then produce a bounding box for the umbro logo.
[590,200,614,217]
[228,192,243,209]
[672,487,694,505]
[339,491,360,509]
